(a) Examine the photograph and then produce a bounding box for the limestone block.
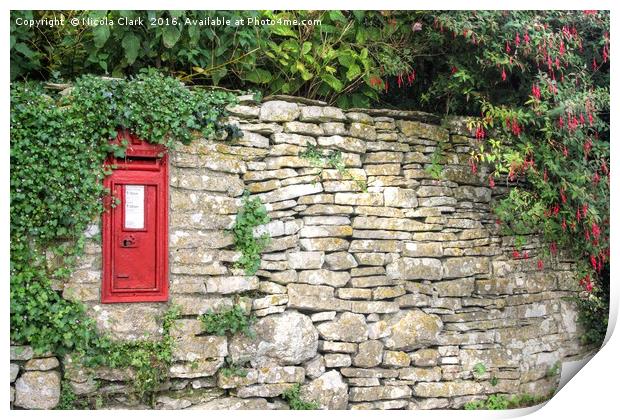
[259,101,300,122]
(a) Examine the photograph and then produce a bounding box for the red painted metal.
[101,130,168,303]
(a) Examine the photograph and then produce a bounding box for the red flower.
[580,274,593,292]
[512,250,521,259]
[550,242,558,255]
[469,157,478,174]
[523,250,529,260]
[524,33,530,45]
[537,259,544,270]
[451,66,458,75]
[501,68,507,81]
[488,175,495,189]
[506,41,511,53]
[369,76,383,88]
[592,223,601,240]
[515,33,521,46]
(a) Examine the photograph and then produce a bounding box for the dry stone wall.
[10,97,592,410]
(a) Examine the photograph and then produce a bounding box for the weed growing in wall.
[464,393,554,410]
[300,144,367,191]
[281,384,320,410]
[230,191,271,275]
[199,304,256,337]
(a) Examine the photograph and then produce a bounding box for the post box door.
[102,137,168,303]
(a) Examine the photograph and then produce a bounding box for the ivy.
[10,71,240,399]
[230,192,271,275]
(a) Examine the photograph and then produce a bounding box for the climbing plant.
[230,191,271,275]
[10,71,239,379]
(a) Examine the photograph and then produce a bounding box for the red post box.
[101,130,169,303]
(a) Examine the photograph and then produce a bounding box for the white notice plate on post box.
[125,185,145,229]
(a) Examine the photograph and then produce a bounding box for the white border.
[3,2,617,419]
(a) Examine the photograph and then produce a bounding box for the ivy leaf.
[162,26,181,48]
[121,33,140,65]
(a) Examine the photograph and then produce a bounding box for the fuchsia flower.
[550,242,558,255]
[524,33,530,45]
[515,33,521,46]
[532,84,541,100]
[592,223,601,240]
[501,68,507,81]
[580,274,593,292]
[512,250,521,259]
[537,259,544,270]
[488,175,495,189]
[469,157,478,174]
[590,255,598,271]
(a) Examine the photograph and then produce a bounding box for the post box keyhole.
[121,235,137,248]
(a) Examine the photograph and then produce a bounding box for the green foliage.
[473,362,487,377]
[10,72,239,404]
[89,306,180,403]
[231,192,271,275]
[464,393,553,410]
[300,144,367,191]
[219,356,249,378]
[425,142,446,180]
[9,10,420,107]
[574,282,609,345]
[56,380,89,410]
[546,361,561,378]
[464,394,510,410]
[199,304,256,337]
[434,11,610,342]
[281,384,320,410]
